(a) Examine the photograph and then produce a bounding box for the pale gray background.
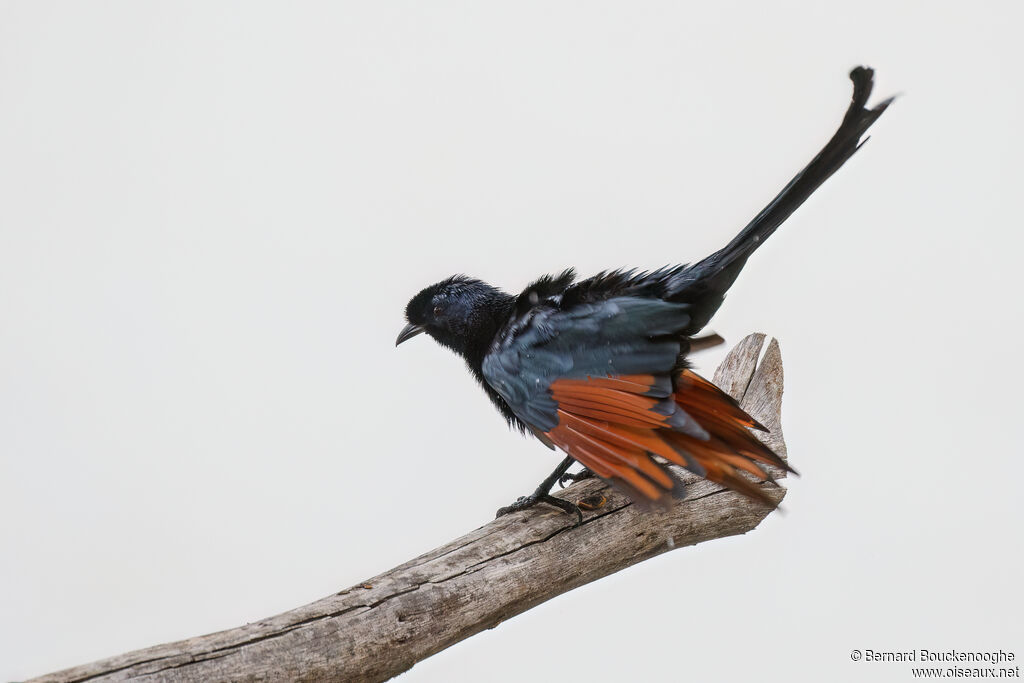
[1,2,1021,682]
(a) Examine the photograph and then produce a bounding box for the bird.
[396,67,892,522]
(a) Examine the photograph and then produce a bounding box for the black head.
[396,275,513,360]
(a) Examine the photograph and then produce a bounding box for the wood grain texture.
[27,333,790,683]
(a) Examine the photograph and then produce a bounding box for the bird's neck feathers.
[434,285,515,371]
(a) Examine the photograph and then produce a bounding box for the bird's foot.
[496,493,583,526]
[558,468,595,488]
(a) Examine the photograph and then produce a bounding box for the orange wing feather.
[545,372,789,508]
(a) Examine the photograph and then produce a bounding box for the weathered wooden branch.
[29,333,789,683]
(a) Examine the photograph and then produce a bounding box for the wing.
[482,296,792,508]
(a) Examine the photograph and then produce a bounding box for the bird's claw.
[558,468,595,488]
[495,496,531,517]
[495,493,583,526]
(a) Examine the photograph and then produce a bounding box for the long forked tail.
[676,66,893,333]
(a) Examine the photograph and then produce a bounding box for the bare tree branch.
[28,333,789,683]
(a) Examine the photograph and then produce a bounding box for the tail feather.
[673,66,893,334]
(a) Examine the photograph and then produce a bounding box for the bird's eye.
[433,305,443,317]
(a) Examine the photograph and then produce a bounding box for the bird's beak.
[395,323,426,346]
